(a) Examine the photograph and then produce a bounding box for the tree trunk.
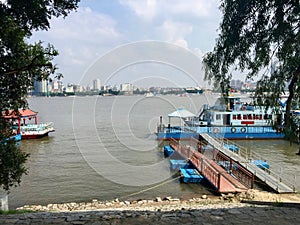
[285,67,299,131]
[0,192,8,211]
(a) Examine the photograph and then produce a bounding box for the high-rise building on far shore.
[33,79,48,95]
[120,83,133,92]
[93,79,101,91]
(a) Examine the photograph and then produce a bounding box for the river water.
[8,94,300,209]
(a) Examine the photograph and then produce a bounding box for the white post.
[0,192,9,211]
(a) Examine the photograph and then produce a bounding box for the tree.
[203,0,299,140]
[0,142,29,192]
[0,0,80,192]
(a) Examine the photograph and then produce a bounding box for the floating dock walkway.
[169,138,249,193]
[199,133,296,193]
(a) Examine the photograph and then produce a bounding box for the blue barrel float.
[164,145,174,157]
[251,159,270,169]
[179,168,204,183]
[223,144,239,153]
[169,159,188,170]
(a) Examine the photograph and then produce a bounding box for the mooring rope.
[119,176,180,200]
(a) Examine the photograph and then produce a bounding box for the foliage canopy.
[204,0,300,139]
[0,0,80,191]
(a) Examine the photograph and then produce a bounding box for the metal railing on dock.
[199,134,296,193]
[188,137,254,189]
[169,138,248,193]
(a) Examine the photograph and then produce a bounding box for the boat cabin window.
[216,114,221,120]
[233,115,237,120]
[243,115,247,120]
[237,114,241,120]
[254,114,263,120]
[264,114,272,120]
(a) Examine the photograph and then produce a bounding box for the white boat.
[157,95,286,140]
[3,109,55,139]
[145,92,155,97]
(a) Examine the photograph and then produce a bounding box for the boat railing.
[157,124,193,134]
[21,122,54,132]
[157,123,165,133]
[188,125,280,134]
[42,122,54,129]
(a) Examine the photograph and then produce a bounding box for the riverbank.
[1,190,299,224]
[13,189,300,212]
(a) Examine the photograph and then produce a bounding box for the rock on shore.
[15,189,300,213]
[0,190,298,225]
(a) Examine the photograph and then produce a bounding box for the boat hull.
[21,132,53,139]
[2,134,22,142]
[222,132,284,139]
[19,123,55,139]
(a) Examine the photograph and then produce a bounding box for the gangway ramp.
[199,133,296,193]
[169,138,248,193]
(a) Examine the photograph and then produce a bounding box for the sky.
[31,0,222,88]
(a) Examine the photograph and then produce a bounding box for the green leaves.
[204,0,300,139]
[0,141,29,192]
[0,0,80,192]
[0,1,79,112]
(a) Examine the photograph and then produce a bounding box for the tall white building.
[93,79,101,91]
[53,80,59,90]
[64,85,74,93]
[120,83,133,92]
[33,79,48,95]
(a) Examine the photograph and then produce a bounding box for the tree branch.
[0,63,53,76]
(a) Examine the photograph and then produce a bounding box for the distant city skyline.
[32,77,256,96]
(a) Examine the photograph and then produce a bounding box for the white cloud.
[120,0,219,20]
[31,7,123,83]
[120,0,220,52]
[193,48,205,58]
[29,1,221,85]
[174,39,189,49]
[163,0,219,18]
[47,7,121,44]
[157,20,192,47]
[119,0,157,21]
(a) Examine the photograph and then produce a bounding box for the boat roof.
[168,108,196,118]
[292,110,300,115]
[2,109,38,119]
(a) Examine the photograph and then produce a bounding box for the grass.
[0,209,35,215]
[274,200,282,207]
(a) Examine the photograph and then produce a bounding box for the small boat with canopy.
[2,109,54,139]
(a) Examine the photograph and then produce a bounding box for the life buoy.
[213,128,219,133]
[231,127,236,133]
[241,127,246,133]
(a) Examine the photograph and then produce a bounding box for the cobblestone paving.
[1,203,300,225]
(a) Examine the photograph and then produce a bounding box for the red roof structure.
[2,109,38,119]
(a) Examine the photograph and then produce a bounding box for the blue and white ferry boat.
[157,95,285,140]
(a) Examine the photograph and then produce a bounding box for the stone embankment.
[1,190,300,225]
